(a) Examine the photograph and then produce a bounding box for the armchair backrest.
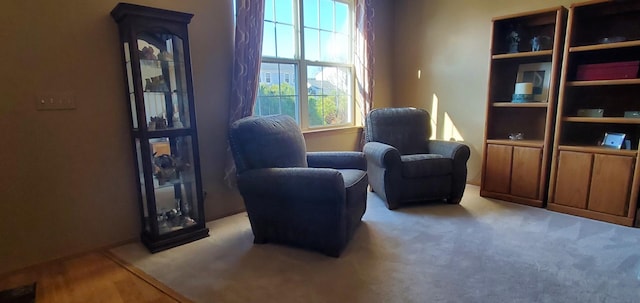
[365,107,431,155]
[229,115,308,174]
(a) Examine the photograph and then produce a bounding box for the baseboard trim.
[547,203,634,227]
[480,190,544,208]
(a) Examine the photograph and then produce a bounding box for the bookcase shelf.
[566,78,640,86]
[492,102,549,108]
[558,144,637,156]
[486,139,544,148]
[569,40,640,52]
[492,50,553,60]
[563,117,640,124]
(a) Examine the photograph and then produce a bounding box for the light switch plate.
[36,93,76,111]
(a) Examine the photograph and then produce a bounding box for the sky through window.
[262,0,349,62]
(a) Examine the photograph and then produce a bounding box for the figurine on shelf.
[153,153,177,185]
[158,51,173,61]
[140,46,157,60]
[155,116,167,129]
[507,30,520,53]
[154,77,169,92]
[152,152,192,185]
[505,23,522,53]
[509,132,524,140]
[179,198,195,225]
[531,35,552,51]
[149,116,167,130]
[172,112,184,128]
[531,36,541,51]
[144,76,170,92]
[144,79,153,92]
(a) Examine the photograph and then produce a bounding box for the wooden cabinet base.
[141,227,209,253]
[547,202,635,227]
[481,144,543,207]
[480,190,544,208]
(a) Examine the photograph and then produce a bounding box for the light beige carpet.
[111,185,640,303]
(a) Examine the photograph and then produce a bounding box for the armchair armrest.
[237,167,345,203]
[428,140,471,162]
[307,152,366,170]
[363,141,401,168]
[428,140,470,204]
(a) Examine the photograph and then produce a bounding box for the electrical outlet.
[36,93,76,111]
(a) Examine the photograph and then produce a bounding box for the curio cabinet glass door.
[111,3,208,252]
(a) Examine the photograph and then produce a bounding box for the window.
[255,0,353,129]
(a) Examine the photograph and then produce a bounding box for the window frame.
[259,0,355,131]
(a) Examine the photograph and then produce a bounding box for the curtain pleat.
[225,0,265,186]
[229,0,265,124]
[355,0,375,148]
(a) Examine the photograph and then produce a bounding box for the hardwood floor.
[0,251,191,303]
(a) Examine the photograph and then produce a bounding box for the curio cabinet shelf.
[111,3,209,252]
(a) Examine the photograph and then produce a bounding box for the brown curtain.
[225,0,265,185]
[355,0,375,148]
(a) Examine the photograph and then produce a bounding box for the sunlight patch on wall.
[430,94,438,140]
[444,112,464,141]
[432,93,464,141]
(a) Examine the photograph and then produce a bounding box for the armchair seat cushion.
[400,154,452,178]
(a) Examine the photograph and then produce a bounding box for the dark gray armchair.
[228,115,368,257]
[364,107,470,209]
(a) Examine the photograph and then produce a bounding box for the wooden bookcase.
[481,7,567,207]
[548,0,640,226]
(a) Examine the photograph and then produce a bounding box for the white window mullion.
[298,0,310,130]
[273,27,279,57]
[299,62,309,130]
[294,0,302,61]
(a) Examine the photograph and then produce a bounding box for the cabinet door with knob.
[550,148,636,226]
[482,144,542,205]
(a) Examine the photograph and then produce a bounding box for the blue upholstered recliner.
[364,107,470,210]
[228,115,368,257]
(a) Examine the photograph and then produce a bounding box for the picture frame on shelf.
[516,62,552,102]
[601,132,626,149]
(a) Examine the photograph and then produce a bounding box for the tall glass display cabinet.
[111,3,208,252]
